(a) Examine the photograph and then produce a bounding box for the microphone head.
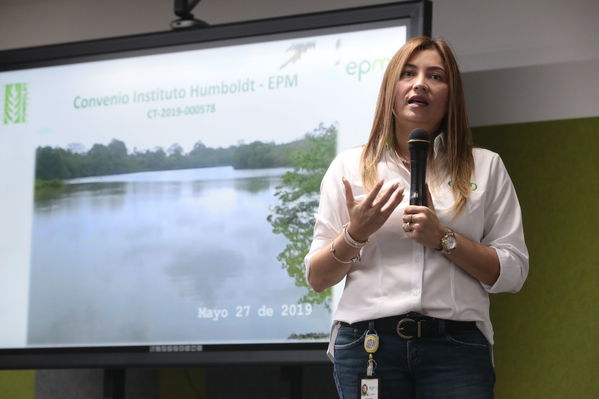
[408,128,430,143]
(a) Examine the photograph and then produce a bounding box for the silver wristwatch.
[438,229,457,254]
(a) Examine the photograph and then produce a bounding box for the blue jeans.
[333,323,495,399]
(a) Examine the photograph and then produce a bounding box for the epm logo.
[3,83,28,125]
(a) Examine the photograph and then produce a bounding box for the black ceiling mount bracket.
[170,0,209,30]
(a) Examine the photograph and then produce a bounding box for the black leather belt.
[341,313,477,339]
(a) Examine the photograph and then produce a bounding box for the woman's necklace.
[385,137,410,166]
[395,152,410,166]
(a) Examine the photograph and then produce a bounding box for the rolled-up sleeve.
[480,154,529,293]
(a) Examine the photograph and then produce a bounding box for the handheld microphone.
[408,128,431,206]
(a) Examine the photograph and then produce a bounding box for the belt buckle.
[396,318,420,339]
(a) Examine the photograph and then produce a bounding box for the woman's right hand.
[307,178,404,292]
[342,178,404,242]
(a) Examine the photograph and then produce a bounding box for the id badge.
[359,377,379,399]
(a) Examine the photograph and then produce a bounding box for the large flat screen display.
[0,1,430,367]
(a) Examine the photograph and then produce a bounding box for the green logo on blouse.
[448,181,478,191]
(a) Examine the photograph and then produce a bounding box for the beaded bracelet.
[329,241,362,264]
[343,223,368,249]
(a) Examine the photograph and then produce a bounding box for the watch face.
[442,232,457,252]
[446,235,457,249]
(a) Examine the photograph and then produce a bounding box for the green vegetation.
[34,138,314,181]
[267,124,337,308]
[34,179,66,200]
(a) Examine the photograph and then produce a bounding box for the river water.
[27,166,331,346]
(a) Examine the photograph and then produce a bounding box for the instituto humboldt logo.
[3,83,28,124]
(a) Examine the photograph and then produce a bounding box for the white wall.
[1,0,598,126]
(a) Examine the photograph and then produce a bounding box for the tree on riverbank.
[267,123,337,308]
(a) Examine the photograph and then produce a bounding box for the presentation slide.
[0,23,407,348]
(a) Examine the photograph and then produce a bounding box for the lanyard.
[363,321,379,377]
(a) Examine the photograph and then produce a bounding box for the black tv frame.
[0,0,432,369]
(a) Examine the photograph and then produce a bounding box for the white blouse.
[305,144,529,358]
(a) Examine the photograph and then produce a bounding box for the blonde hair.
[360,37,474,216]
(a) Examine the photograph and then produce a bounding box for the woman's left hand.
[402,185,446,248]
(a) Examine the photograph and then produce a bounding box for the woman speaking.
[305,37,529,398]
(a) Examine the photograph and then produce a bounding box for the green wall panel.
[473,117,598,399]
[0,370,35,399]
[159,368,205,399]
